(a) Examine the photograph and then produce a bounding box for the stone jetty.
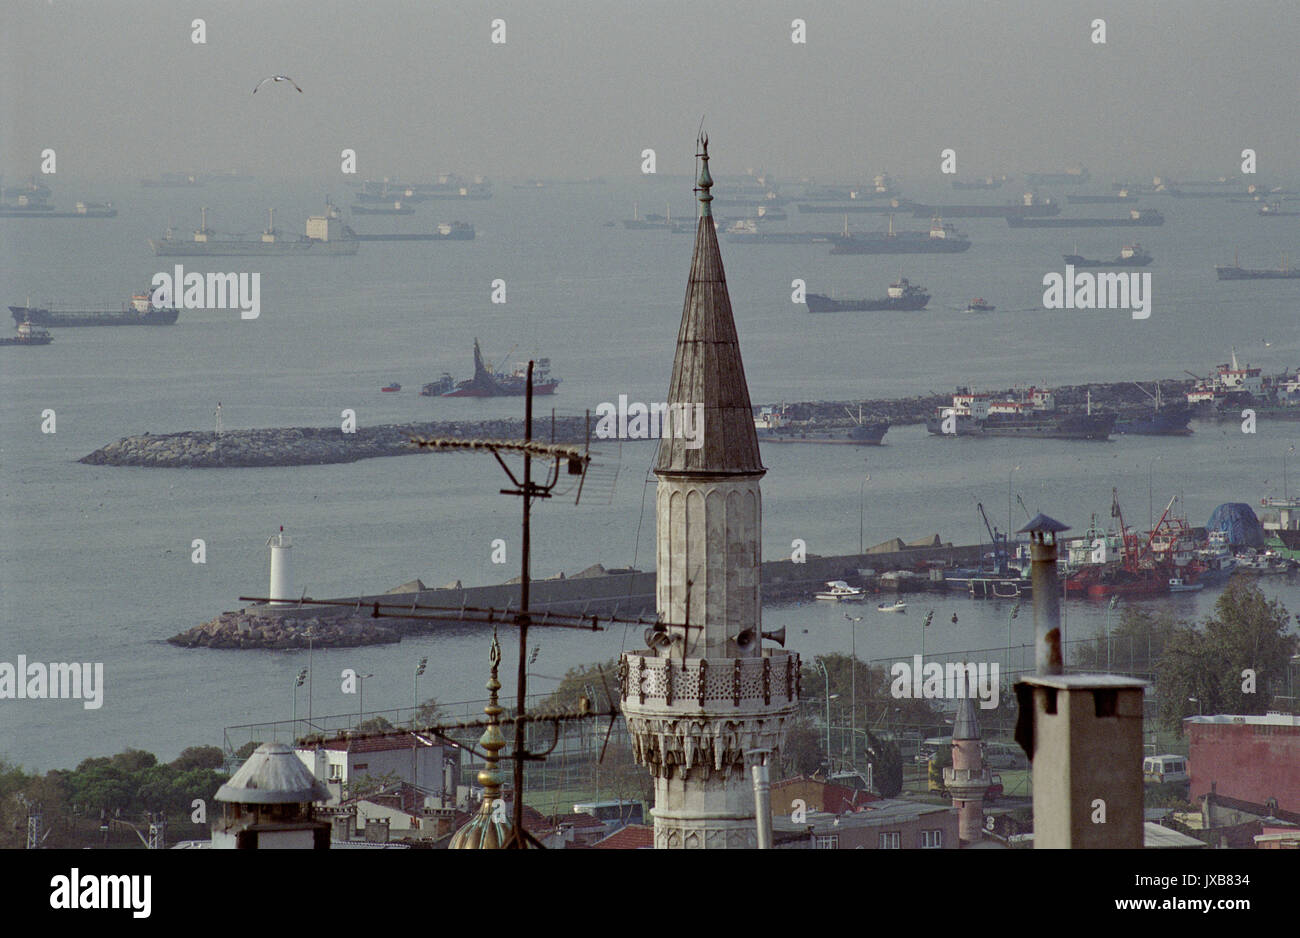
[82,378,1197,469]
[80,418,590,469]
[167,610,402,649]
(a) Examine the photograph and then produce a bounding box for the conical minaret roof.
[654,136,764,477]
[953,694,982,741]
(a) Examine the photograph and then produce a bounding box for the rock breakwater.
[81,418,590,468]
[168,610,402,649]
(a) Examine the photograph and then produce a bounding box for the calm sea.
[1,176,1296,770]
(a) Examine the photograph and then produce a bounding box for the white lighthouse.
[619,137,800,849]
[268,526,292,605]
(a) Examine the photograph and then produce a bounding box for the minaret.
[944,695,992,844]
[619,137,800,849]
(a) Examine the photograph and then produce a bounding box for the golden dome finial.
[449,629,513,849]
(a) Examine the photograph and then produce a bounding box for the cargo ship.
[1024,167,1090,185]
[797,199,912,214]
[1006,209,1164,228]
[0,320,53,346]
[427,339,560,397]
[10,288,179,327]
[726,219,837,244]
[140,173,202,187]
[350,222,475,241]
[350,202,416,215]
[753,406,888,445]
[830,217,972,254]
[1062,243,1153,267]
[1067,189,1138,204]
[908,193,1059,218]
[926,387,1116,440]
[952,176,1007,190]
[0,200,117,218]
[149,205,360,256]
[1215,252,1300,279]
[1114,403,1192,435]
[804,278,930,312]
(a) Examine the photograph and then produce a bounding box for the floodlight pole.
[512,361,534,845]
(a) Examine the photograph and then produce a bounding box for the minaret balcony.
[619,650,800,714]
[943,766,992,799]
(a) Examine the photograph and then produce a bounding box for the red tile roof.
[592,824,654,849]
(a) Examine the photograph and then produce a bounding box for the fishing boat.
[381,383,401,392]
[876,599,907,613]
[0,319,54,346]
[815,580,865,601]
[1168,578,1203,592]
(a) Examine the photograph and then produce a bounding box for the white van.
[1143,754,1189,784]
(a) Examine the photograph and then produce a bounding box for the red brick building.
[1186,714,1300,813]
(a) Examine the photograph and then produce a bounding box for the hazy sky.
[3,0,1298,183]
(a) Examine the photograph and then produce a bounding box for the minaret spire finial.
[695,129,713,217]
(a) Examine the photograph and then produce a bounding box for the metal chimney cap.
[1018,513,1069,534]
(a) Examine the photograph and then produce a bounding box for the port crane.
[975,502,1009,574]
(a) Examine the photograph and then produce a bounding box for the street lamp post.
[1106,596,1119,672]
[292,668,307,734]
[846,612,862,768]
[1008,466,1020,571]
[859,475,870,555]
[922,609,933,666]
[815,660,835,774]
[413,656,428,725]
[1006,601,1021,676]
[358,673,374,724]
[1286,444,1296,500]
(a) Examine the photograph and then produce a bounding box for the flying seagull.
[253,75,303,94]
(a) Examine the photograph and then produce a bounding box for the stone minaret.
[619,137,800,849]
[944,695,991,844]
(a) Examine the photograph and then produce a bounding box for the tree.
[1156,578,1296,731]
[538,660,619,714]
[865,730,903,797]
[356,716,395,735]
[1072,608,1179,673]
[781,712,827,777]
[415,697,448,726]
[170,746,224,771]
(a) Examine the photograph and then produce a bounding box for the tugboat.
[1062,243,1153,267]
[805,278,930,312]
[964,298,996,313]
[381,382,401,392]
[436,339,561,397]
[0,319,54,345]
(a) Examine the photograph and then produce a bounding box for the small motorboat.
[815,580,865,601]
[1168,578,1203,593]
[965,298,995,312]
[381,382,401,392]
[876,599,907,613]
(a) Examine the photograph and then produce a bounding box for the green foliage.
[170,746,224,771]
[780,712,828,777]
[865,731,903,798]
[1156,579,1296,732]
[356,716,395,735]
[537,659,619,714]
[1072,608,1179,672]
[234,740,261,760]
[0,746,229,847]
[1144,782,1193,810]
[803,653,944,737]
[415,697,448,726]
